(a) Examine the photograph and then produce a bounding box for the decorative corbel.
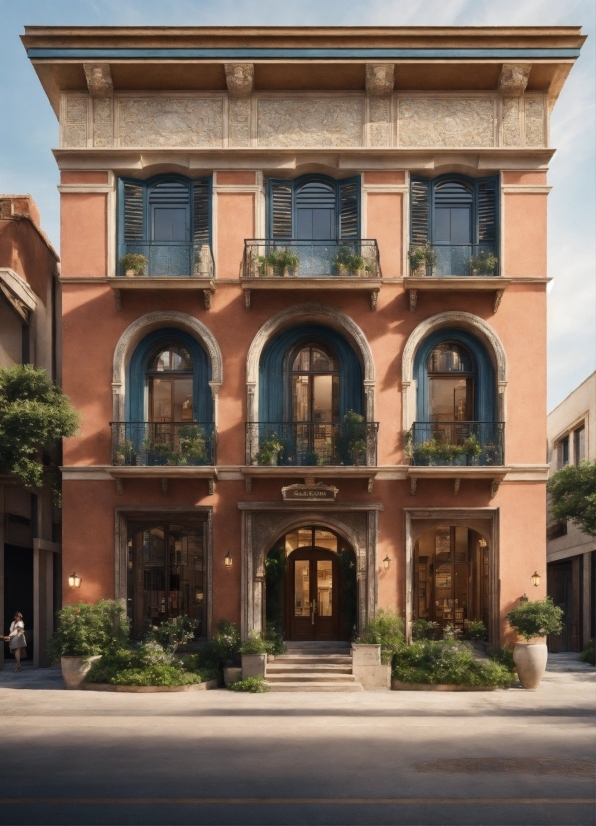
[161,478,168,495]
[245,476,252,494]
[410,478,417,496]
[203,289,212,310]
[365,64,395,96]
[370,290,379,312]
[113,288,122,311]
[367,477,374,494]
[493,290,504,314]
[409,289,418,313]
[83,63,113,97]
[115,479,123,496]
[453,478,461,496]
[208,479,215,496]
[490,479,501,499]
[498,64,531,96]
[244,289,251,310]
[225,63,254,97]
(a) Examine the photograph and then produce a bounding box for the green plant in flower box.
[257,248,300,275]
[468,250,498,275]
[119,253,148,275]
[256,434,283,465]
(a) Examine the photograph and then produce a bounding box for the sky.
[0,0,594,411]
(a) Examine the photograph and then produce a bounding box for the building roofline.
[548,371,596,417]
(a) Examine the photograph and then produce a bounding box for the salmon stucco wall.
[504,193,547,277]
[61,193,107,277]
[216,192,255,279]
[366,192,403,278]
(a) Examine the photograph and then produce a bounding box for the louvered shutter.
[476,177,498,243]
[123,181,144,241]
[338,177,360,239]
[269,180,293,238]
[192,178,212,244]
[410,177,430,245]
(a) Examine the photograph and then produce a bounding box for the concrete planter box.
[242,653,267,679]
[61,655,101,690]
[84,679,219,693]
[391,679,499,692]
[351,644,391,689]
[223,667,243,686]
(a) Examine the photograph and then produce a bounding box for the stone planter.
[391,680,498,691]
[513,641,548,690]
[60,655,101,690]
[242,653,267,679]
[351,644,391,689]
[125,268,137,277]
[84,679,219,693]
[223,667,243,686]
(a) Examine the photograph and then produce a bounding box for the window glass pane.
[292,374,310,422]
[559,437,569,467]
[153,207,187,242]
[311,348,336,372]
[454,527,469,562]
[574,426,585,464]
[435,526,451,560]
[312,208,335,240]
[294,559,310,616]
[429,343,472,373]
[151,379,172,421]
[173,378,193,421]
[285,531,299,554]
[314,529,337,552]
[292,347,310,372]
[312,375,334,423]
[150,345,192,372]
[434,208,451,243]
[429,377,473,422]
[450,208,472,244]
[142,527,166,625]
[297,528,313,548]
[317,560,333,616]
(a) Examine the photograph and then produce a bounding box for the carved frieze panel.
[63,96,88,148]
[524,96,546,147]
[501,97,521,147]
[369,97,391,147]
[93,98,113,148]
[117,98,224,148]
[398,98,495,147]
[228,98,251,147]
[257,98,364,148]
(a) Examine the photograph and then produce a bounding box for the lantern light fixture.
[224,552,233,569]
[531,571,541,587]
[68,572,82,588]
[383,555,391,571]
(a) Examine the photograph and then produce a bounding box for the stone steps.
[265,643,362,692]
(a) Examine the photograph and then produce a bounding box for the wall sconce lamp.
[531,571,541,588]
[68,572,82,588]
[224,552,233,569]
[383,555,391,571]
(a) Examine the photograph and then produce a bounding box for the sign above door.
[281,483,339,502]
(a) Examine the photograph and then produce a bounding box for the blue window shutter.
[338,176,360,239]
[123,181,144,241]
[476,176,498,243]
[269,179,293,238]
[410,177,430,244]
[192,177,212,245]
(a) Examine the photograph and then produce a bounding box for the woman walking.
[4,612,27,671]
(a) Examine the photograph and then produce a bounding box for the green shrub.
[466,621,487,641]
[48,600,129,660]
[119,253,148,274]
[490,645,516,673]
[111,665,206,687]
[356,609,405,664]
[257,248,299,273]
[86,648,219,686]
[145,616,199,652]
[195,619,241,671]
[412,619,439,641]
[86,648,136,683]
[506,598,563,641]
[228,675,270,693]
[240,631,270,655]
[580,638,595,666]
[392,640,514,687]
[264,622,286,655]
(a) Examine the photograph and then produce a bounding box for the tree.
[0,365,79,489]
[547,460,596,537]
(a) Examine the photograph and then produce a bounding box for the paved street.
[0,660,594,826]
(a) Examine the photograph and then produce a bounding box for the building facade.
[547,372,595,652]
[0,194,62,668]
[24,26,583,649]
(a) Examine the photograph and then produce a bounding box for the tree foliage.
[0,365,79,488]
[547,460,596,537]
[506,598,563,641]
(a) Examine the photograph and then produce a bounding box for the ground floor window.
[127,519,206,638]
[265,525,356,642]
[414,526,488,636]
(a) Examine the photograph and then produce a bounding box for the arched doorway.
[265,526,357,642]
[414,525,488,636]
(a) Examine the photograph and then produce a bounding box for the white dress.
[8,621,26,650]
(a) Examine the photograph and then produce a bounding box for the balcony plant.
[257,248,299,277]
[468,250,498,276]
[119,253,148,277]
[333,246,365,276]
[166,424,210,466]
[408,246,427,276]
[506,598,563,689]
[416,437,464,465]
[114,438,136,466]
[462,434,483,463]
[256,434,283,465]
[335,410,368,466]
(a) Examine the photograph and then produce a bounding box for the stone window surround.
[114,505,214,639]
[404,507,500,646]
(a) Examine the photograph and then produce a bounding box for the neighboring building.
[23,26,583,650]
[0,194,61,668]
[547,372,595,652]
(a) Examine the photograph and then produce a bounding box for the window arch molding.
[267,173,360,240]
[246,304,375,423]
[112,311,223,423]
[401,312,507,433]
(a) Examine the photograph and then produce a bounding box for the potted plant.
[468,250,498,276]
[256,434,283,466]
[48,600,129,689]
[119,253,148,277]
[240,632,269,679]
[418,437,463,466]
[114,439,135,466]
[333,246,365,277]
[423,243,438,275]
[462,434,482,464]
[506,598,563,689]
[335,410,368,466]
[408,247,427,276]
[178,424,209,465]
[257,248,299,277]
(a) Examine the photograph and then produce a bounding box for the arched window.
[146,343,194,423]
[290,343,339,424]
[268,174,360,240]
[427,342,475,423]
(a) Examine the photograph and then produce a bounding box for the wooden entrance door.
[287,548,340,641]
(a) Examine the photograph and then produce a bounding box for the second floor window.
[574,425,585,464]
[558,436,570,468]
[268,174,360,240]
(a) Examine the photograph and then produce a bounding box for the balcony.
[240,239,383,310]
[405,243,509,313]
[109,242,216,310]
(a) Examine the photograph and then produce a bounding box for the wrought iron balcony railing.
[408,244,499,277]
[408,422,504,467]
[246,421,379,467]
[111,422,216,466]
[119,242,214,278]
[242,239,381,279]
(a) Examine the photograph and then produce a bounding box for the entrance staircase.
[265,641,363,691]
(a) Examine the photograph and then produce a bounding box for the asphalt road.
[0,663,594,826]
